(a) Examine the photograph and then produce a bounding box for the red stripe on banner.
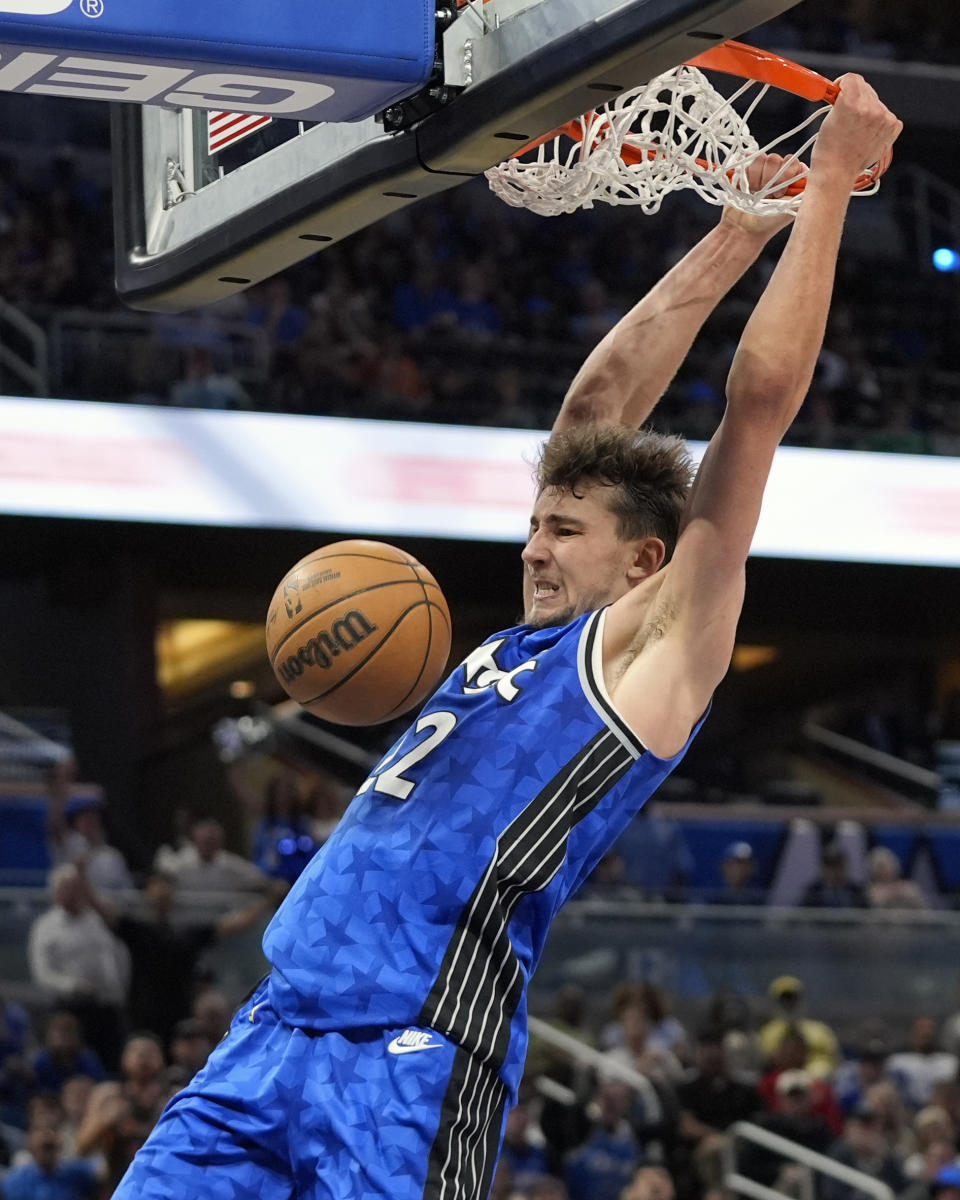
[207,113,272,154]
[210,113,251,133]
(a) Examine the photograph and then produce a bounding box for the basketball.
[265,540,452,727]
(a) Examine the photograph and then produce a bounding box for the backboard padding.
[114,0,804,312]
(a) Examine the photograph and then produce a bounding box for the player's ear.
[627,537,666,580]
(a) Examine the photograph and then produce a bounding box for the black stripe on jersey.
[422,1045,508,1200]
[420,726,639,1069]
[579,608,646,759]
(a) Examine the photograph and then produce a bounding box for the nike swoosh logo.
[387,1037,443,1055]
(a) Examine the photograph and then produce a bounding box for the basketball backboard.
[102,0,804,311]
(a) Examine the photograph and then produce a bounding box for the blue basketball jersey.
[263,607,705,1094]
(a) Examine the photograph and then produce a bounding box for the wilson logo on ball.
[277,610,377,684]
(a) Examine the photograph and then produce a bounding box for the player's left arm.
[552,162,797,435]
[606,77,902,755]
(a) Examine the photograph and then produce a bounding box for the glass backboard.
[112,0,804,312]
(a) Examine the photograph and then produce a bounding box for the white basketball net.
[486,64,872,217]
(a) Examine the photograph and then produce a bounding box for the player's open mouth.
[533,583,560,600]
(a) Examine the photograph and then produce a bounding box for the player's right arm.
[605,77,902,756]
[552,183,796,435]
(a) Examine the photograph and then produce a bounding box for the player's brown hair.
[536,424,693,561]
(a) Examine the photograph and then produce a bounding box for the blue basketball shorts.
[112,981,511,1200]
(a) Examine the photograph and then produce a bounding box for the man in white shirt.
[52,791,134,893]
[887,1018,958,1110]
[164,819,268,894]
[27,864,129,1071]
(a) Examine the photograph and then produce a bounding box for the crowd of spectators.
[10,949,960,1200]
[2,0,960,457]
[486,976,960,1200]
[586,809,940,910]
[1,754,955,1197]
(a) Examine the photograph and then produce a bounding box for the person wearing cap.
[740,1068,834,1188]
[710,841,767,906]
[759,1027,844,1135]
[802,841,868,909]
[833,1026,891,1115]
[50,787,134,893]
[757,976,840,1077]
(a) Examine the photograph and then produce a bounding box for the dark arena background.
[2,2,960,1198]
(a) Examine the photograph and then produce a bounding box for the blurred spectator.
[740,1070,834,1188]
[248,278,308,348]
[931,1085,960,1143]
[527,1178,570,1200]
[903,1109,958,1179]
[58,1076,97,1162]
[48,763,133,893]
[759,1028,844,1135]
[587,851,632,895]
[30,1012,104,1095]
[676,1027,761,1197]
[488,1157,516,1200]
[74,1033,166,1195]
[0,1122,98,1200]
[167,1018,213,1083]
[392,264,458,334]
[603,984,689,1066]
[191,989,231,1046]
[622,1165,675,1200]
[0,995,33,1131]
[87,870,274,1044]
[612,805,694,900]
[302,774,347,846]
[833,1028,891,1115]
[243,770,320,883]
[888,1019,959,1110]
[169,347,250,410]
[564,1079,643,1200]
[821,1104,908,1200]
[527,984,596,1087]
[54,791,133,893]
[802,842,868,908]
[500,1100,552,1192]
[866,1080,917,1159]
[865,848,928,910]
[451,262,502,338]
[677,1028,760,1133]
[603,987,683,1087]
[710,841,766,905]
[757,976,840,1077]
[159,819,269,893]
[899,1140,960,1200]
[568,279,624,343]
[27,865,129,1071]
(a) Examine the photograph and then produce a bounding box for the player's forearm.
[725,171,852,427]
[554,219,776,432]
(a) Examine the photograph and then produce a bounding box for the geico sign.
[0,50,335,114]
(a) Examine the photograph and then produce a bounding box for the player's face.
[522,483,640,628]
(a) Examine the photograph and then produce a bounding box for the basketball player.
[115,76,900,1200]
